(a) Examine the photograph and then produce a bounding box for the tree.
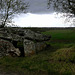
[47,0,75,25]
[0,0,29,28]
[47,0,75,16]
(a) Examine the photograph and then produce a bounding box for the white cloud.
[13,13,72,27]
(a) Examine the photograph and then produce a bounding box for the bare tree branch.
[0,0,29,28]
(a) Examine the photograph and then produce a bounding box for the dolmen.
[0,28,51,57]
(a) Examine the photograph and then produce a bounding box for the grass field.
[0,28,75,75]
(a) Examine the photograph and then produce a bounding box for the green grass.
[42,29,75,43]
[0,28,75,75]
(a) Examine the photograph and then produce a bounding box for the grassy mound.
[51,46,75,63]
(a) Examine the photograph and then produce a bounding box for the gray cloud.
[25,0,54,14]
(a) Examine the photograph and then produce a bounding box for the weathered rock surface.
[0,27,51,57]
[24,39,47,56]
[24,29,51,41]
[0,39,21,57]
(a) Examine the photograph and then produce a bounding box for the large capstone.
[24,29,51,41]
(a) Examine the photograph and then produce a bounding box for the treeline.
[6,27,75,33]
[23,27,75,32]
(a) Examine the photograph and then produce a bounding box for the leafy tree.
[47,0,75,16]
[0,0,29,28]
[47,0,75,25]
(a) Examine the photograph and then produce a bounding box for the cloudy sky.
[25,0,52,13]
[13,0,73,27]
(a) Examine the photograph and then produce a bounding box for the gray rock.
[24,29,51,41]
[0,39,21,57]
[23,39,36,56]
[23,39,47,56]
[0,28,51,42]
[0,28,51,57]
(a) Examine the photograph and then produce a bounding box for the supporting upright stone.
[23,39,48,56]
[0,39,21,57]
[23,39,36,56]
